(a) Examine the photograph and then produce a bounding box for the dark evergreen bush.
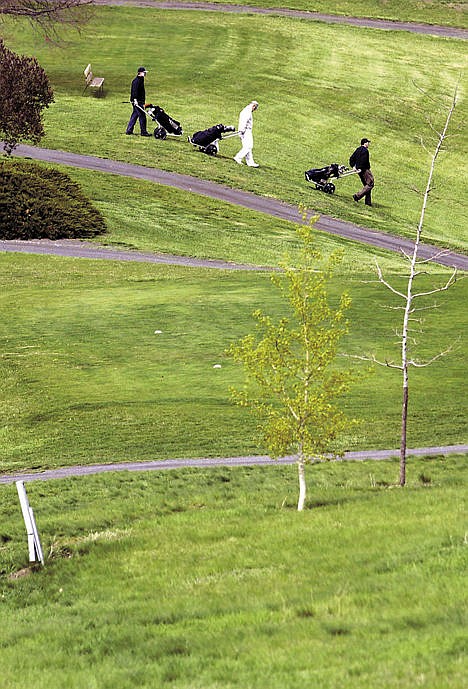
[0,160,107,239]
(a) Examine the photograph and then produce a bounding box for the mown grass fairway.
[1,7,466,689]
[2,7,467,251]
[1,457,466,688]
[168,0,468,27]
[1,237,466,474]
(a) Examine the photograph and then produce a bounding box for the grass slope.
[2,8,467,252]
[164,0,468,28]
[1,458,466,688]
[0,241,466,474]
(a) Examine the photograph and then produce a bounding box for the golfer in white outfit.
[234,101,259,167]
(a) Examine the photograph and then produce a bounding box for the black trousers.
[126,103,148,135]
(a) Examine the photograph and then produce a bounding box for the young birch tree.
[358,86,460,486]
[227,221,355,511]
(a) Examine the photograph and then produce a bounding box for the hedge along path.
[8,145,468,272]
[93,1,468,40]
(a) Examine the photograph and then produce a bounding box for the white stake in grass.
[16,481,44,566]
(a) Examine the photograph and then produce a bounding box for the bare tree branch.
[413,269,457,298]
[0,0,92,18]
[408,345,453,367]
[0,0,93,36]
[375,261,406,299]
[345,353,403,369]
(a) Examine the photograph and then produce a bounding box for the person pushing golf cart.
[126,66,151,137]
[188,123,237,156]
[234,100,259,167]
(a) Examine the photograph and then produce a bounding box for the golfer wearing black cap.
[126,67,151,137]
[349,138,374,206]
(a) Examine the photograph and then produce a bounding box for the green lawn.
[1,457,466,688]
[0,236,465,475]
[3,7,467,252]
[163,0,468,28]
[0,9,466,688]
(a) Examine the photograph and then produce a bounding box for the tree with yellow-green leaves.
[228,220,356,511]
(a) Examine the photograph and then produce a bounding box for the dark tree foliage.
[0,160,107,239]
[0,39,54,154]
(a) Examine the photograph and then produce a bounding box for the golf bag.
[189,124,237,156]
[304,163,352,194]
[145,104,183,139]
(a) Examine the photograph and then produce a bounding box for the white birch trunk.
[399,87,457,486]
[297,456,306,511]
[399,236,415,486]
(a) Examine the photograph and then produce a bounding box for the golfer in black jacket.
[349,138,374,206]
[126,67,151,137]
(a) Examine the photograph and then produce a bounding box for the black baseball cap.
[361,138,371,145]
[137,67,147,73]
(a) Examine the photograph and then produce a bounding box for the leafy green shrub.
[0,160,106,239]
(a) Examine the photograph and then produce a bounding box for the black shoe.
[353,194,359,202]
[365,202,372,207]
[126,132,134,135]
[141,132,151,137]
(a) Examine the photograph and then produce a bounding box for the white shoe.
[233,156,243,164]
[247,162,259,168]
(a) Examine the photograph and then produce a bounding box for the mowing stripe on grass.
[10,145,468,271]
[94,1,468,39]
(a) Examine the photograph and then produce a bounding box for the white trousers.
[236,130,256,165]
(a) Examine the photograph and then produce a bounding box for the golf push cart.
[304,163,358,194]
[188,124,239,156]
[134,103,183,139]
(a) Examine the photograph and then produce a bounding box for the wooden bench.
[83,64,104,96]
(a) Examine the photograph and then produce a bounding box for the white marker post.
[16,481,44,566]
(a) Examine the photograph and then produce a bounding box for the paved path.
[0,237,269,271]
[1,444,466,484]
[2,6,465,488]
[95,1,468,40]
[8,145,468,271]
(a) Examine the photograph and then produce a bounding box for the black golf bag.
[145,104,183,139]
[304,163,347,194]
[189,124,236,156]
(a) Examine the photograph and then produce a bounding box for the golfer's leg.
[363,170,374,205]
[243,132,256,164]
[138,111,149,135]
[245,148,255,165]
[355,172,368,200]
[126,108,138,134]
[235,136,250,162]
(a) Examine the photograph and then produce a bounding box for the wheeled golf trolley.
[188,123,239,156]
[304,163,358,194]
[136,103,183,139]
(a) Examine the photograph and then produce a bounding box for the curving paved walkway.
[1,444,467,484]
[2,6,465,486]
[0,236,269,271]
[94,1,468,40]
[7,145,468,271]
[4,7,466,270]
